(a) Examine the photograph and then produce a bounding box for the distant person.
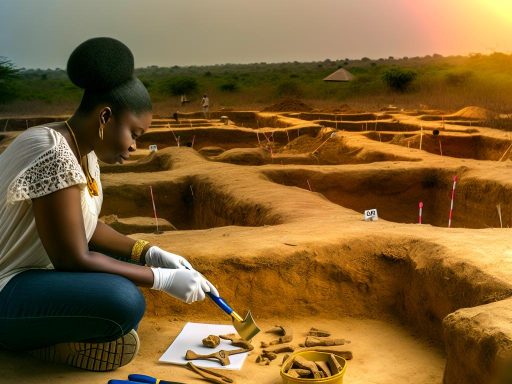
[180,94,189,106]
[0,37,218,372]
[201,94,209,119]
[172,111,180,124]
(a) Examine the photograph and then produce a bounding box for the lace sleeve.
[6,137,86,204]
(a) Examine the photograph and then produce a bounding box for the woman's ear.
[99,107,113,125]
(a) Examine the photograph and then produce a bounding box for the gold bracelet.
[131,240,150,264]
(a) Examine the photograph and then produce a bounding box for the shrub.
[445,70,473,86]
[276,81,303,98]
[0,58,19,104]
[382,68,417,92]
[219,82,238,92]
[163,77,198,96]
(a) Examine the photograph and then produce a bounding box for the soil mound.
[211,147,271,165]
[449,106,497,120]
[262,99,313,112]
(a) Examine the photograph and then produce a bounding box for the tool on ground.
[184,266,260,341]
[108,373,185,384]
[186,362,234,383]
[185,347,251,366]
[448,175,458,228]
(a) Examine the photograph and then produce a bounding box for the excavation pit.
[365,131,512,160]
[262,167,512,228]
[137,125,322,152]
[283,112,393,121]
[155,112,296,129]
[100,179,282,232]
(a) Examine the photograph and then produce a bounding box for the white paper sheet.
[159,322,249,370]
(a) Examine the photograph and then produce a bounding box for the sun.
[479,0,512,22]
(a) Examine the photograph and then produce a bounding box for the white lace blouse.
[0,126,103,291]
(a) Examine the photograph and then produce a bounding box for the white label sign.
[149,144,158,152]
[364,209,378,221]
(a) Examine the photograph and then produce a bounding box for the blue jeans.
[0,269,146,351]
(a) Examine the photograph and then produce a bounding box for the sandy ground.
[1,107,512,384]
[0,316,444,384]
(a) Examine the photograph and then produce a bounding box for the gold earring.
[99,125,104,140]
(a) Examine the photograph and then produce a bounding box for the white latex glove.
[145,246,193,270]
[151,267,219,303]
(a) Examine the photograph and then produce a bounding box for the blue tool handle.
[127,374,156,383]
[183,265,233,317]
[207,292,234,316]
[108,380,142,384]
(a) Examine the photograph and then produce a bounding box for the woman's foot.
[27,329,140,371]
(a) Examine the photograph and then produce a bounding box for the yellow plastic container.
[280,351,347,384]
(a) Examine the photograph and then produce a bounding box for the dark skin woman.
[0,37,217,372]
[34,108,155,284]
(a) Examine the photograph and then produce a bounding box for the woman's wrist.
[140,242,153,265]
[130,239,151,265]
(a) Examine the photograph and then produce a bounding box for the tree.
[219,82,238,92]
[0,58,19,104]
[382,68,417,92]
[163,77,198,96]
[276,81,303,98]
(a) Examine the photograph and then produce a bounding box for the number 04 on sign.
[364,209,378,221]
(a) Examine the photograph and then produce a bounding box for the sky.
[1,0,512,69]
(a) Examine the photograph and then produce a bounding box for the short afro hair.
[67,37,151,114]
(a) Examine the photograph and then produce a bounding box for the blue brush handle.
[108,380,143,384]
[125,374,186,384]
[207,292,234,316]
[183,265,233,317]
[127,374,156,383]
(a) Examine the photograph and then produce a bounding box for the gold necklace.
[64,120,99,197]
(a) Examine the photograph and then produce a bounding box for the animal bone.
[299,347,353,360]
[315,360,332,377]
[218,334,254,350]
[260,341,269,348]
[286,370,300,379]
[292,355,322,379]
[202,335,221,348]
[263,345,295,354]
[265,325,291,336]
[326,353,343,375]
[269,334,293,345]
[185,348,251,366]
[304,336,349,347]
[287,369,312,378]
[186,362,233,384]
[281,353,291,366]
[261,351,277,361]
[230,339,254,350]
[256,355,271,366]
[308,327,331,337]
[219,333,238,342]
